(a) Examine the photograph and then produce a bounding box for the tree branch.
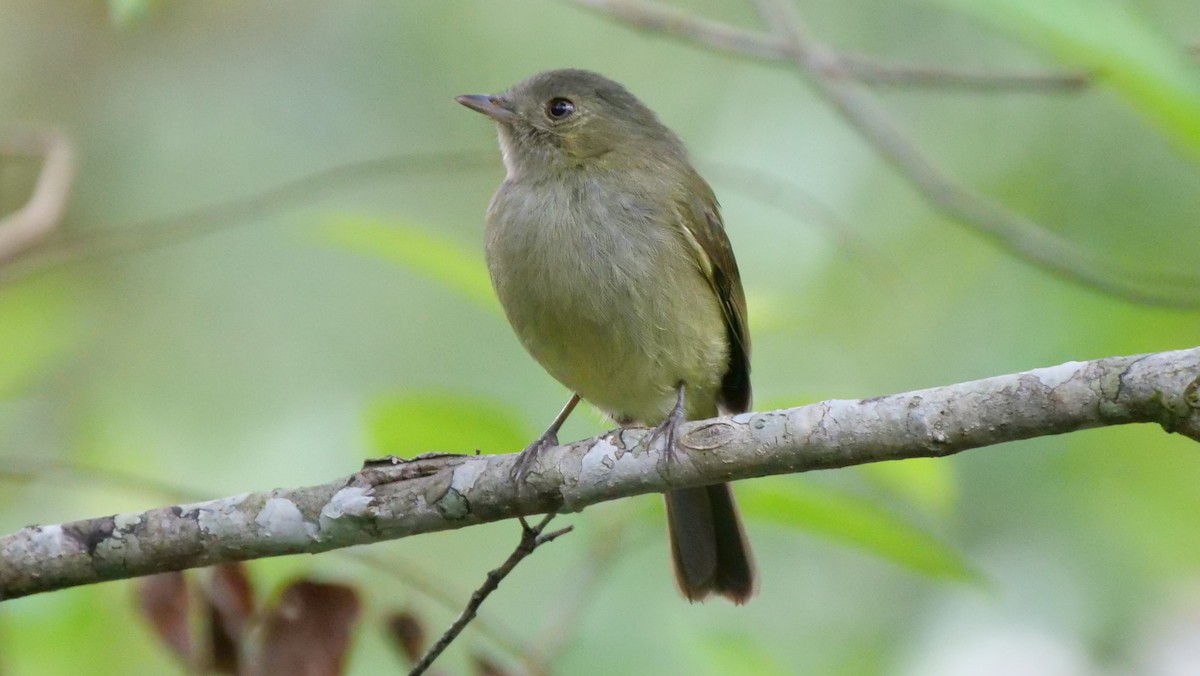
[2,348,1198,601]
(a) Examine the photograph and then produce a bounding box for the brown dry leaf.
[249,580,361,676]
[205,563,256,674]
[135,572,191,665]
[385,611,426,665]
[472,653,511,676]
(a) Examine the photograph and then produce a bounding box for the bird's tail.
[665,483,756,604]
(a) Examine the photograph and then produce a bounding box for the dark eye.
[546,98,576,120]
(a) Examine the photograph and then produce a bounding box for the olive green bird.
[457,69,756,604]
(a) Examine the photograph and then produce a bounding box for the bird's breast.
[484,178,727,423]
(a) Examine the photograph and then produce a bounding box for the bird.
[457,69,756,604]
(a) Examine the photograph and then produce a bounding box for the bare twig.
[2,347,1197,600]
[567,0,1090,91]
[0,130,76,266]
[408,514,573,676]
[346,550,533,664]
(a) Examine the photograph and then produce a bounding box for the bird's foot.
[644,384,688,467]
[509,393,581,485]
[510,430,559,483]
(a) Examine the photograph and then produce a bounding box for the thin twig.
[346,550,533,665]
[408,514,573,676]
[0,130,76,266]
[567,0,1090,91]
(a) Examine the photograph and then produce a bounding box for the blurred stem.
[0,152,894,299]
[0,151,497,285]
[0,129,75,266]
[567,0,1090,91]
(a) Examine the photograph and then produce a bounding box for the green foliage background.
[1,1,1198,674]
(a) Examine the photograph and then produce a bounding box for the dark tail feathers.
[665,483,756,604]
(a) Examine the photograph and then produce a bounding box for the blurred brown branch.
[0,129,75,266]
[568,0,1091,91]
[2,347,1197,601]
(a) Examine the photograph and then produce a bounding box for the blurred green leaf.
[0,277,81,397]
[746,290,796,335]
[693,632,791,676]
[739,479,978,582]
[108,0,160,26]
[320,215,499,314]
[367,392,530,456]
[858,458,958,518]
[939,0,1200,160]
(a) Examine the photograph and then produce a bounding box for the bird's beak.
[455,94,518,123]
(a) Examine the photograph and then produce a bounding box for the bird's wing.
[675,176,752,414]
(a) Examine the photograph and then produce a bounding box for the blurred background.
[1,1,1199,674]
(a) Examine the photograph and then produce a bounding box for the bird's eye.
[546,98,576,120]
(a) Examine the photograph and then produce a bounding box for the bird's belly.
[487,214,727,424]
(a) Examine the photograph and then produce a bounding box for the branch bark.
[2,348,1199,601]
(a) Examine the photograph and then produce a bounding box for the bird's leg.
[511,393,581,482]
[645,382,687,466]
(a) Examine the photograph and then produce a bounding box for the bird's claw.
[511,432,558,483]
[644,398,686,468]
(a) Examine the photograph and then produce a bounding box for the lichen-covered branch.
[3,348,1198,601]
